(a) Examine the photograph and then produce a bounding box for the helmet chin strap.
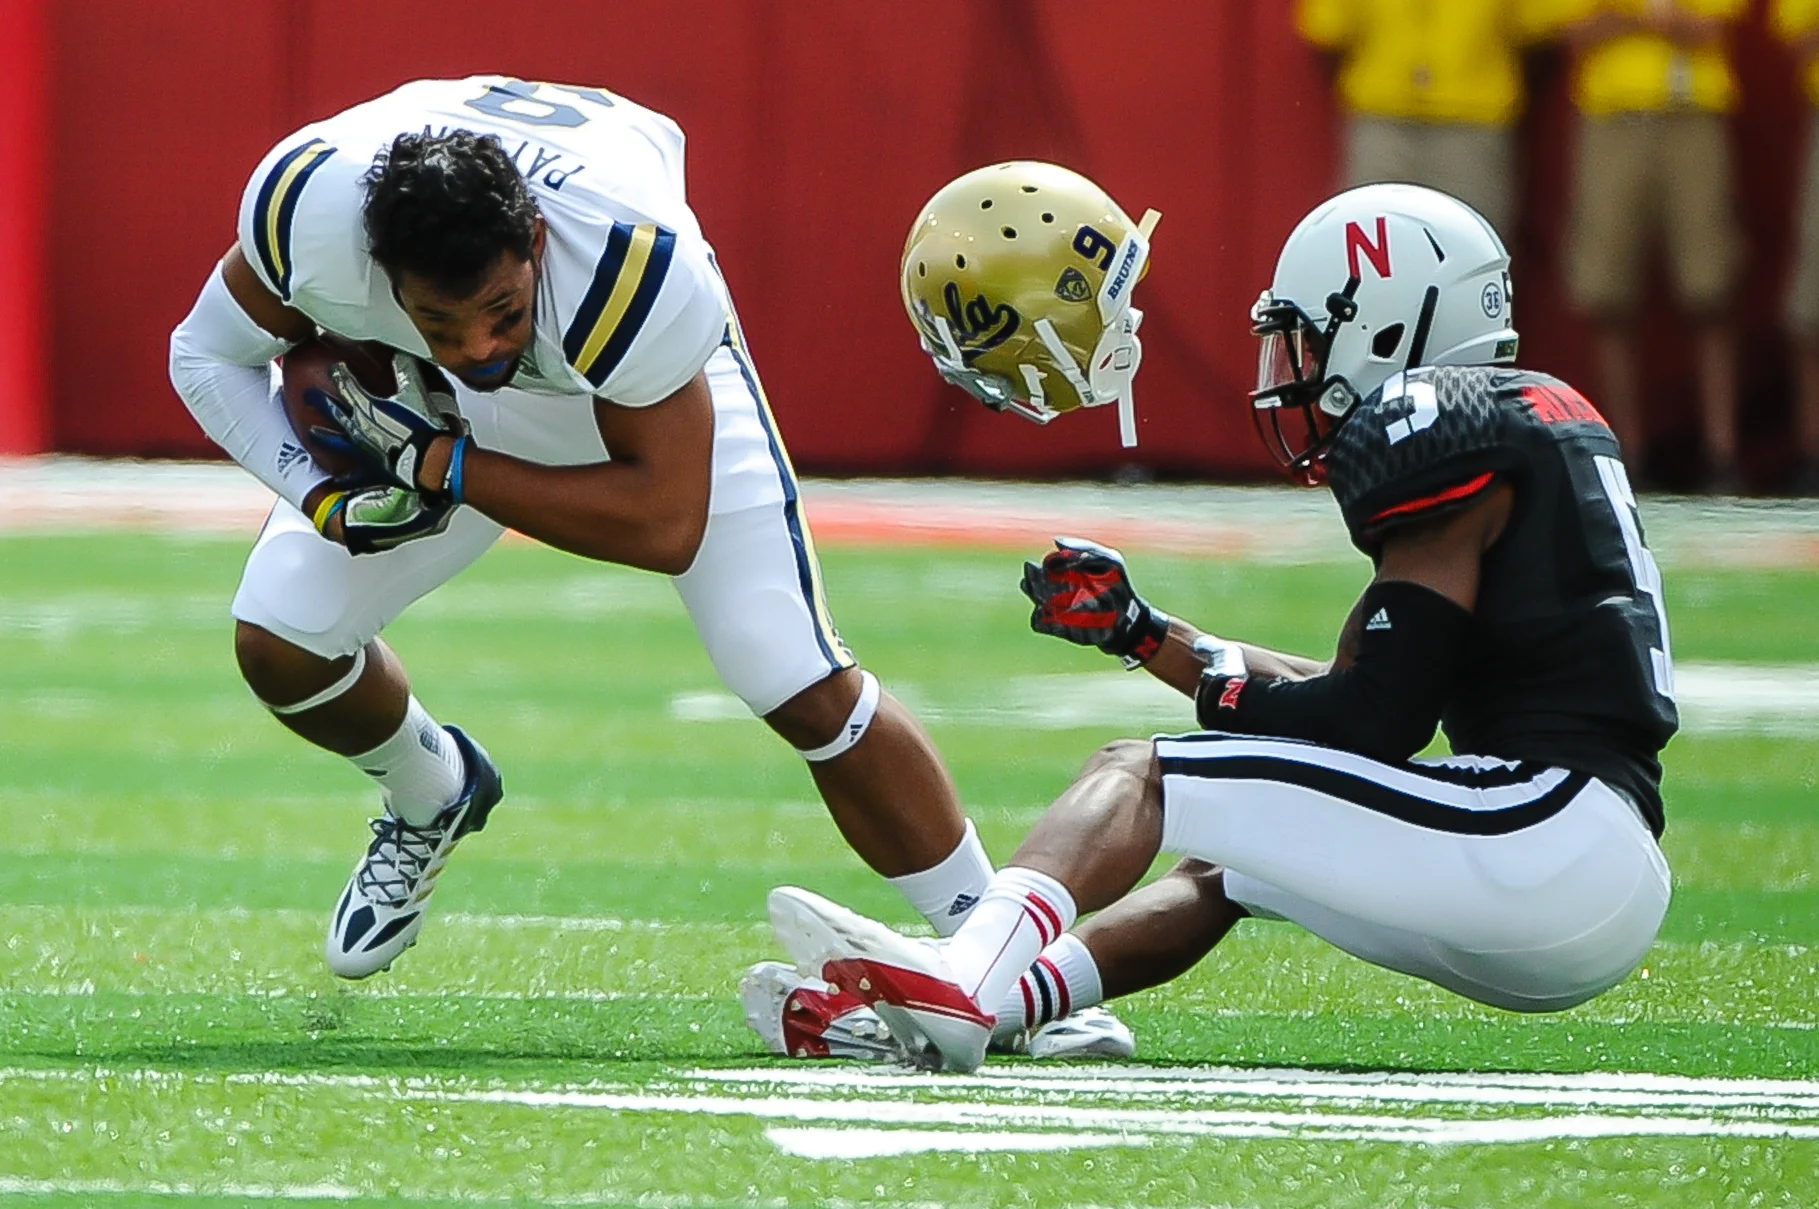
[926,314,1029,414]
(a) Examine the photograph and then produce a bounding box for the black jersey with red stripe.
[1326,365,1679,832]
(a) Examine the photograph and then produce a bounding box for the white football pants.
[1153,733,1672,1012]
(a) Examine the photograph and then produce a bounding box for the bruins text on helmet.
[900,162,1160,447]
[1251,182,1518,484]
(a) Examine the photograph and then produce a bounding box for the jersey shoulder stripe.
[563,221,677,389]
[251,138,336,301]
[1366,470,1497,525]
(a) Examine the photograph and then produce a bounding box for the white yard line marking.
[766,1127,1152,1159]
[696,1063,1819,1108]
[6,1063,1819,1159]
[426,1086,1819,1145]
[9,1063,1819,1104]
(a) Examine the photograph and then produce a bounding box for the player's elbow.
[639,485,710,575]
[646,528,701,576]
[596,507,705,576]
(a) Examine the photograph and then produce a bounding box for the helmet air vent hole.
[955,254,967,269]
[980,199,994,210]
[1372,323,1405,359]
[1001,227,1017,239]
[916,262,927,277]
[1021,185,1037,193]
[1041,212,1055,223]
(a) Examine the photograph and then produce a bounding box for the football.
[279,334,399,478]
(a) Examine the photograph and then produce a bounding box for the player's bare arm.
[417,376,715,575]
[1370,477,1513,612]
[1143,618,1332,699]
[1019,536,1341,699]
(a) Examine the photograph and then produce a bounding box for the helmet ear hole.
[1371,323,1405,359]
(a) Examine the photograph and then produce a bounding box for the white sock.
[943,866,1076,1015]
[887,819,994,937]
[349,697,466,826]
[996,933,1105,1032]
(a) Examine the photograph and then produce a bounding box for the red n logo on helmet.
[1345,217,1391,279]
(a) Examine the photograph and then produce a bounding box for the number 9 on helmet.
[899,162,1160,447]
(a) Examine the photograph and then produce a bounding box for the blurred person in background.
[1777,0,1819,494]
[1296,0,1560,240]
[1560,0,1747,490]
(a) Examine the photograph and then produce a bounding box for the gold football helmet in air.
[901,162,1160,446]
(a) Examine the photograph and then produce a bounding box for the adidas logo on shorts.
[1366,608,1392,632]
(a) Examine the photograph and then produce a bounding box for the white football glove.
[319,355,461,493]
[313,481,456,556]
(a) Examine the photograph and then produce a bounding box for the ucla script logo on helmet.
[913,283,1021,363]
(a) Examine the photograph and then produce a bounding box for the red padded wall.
[49,0,290,456]
[40,0,1804,479]
[0,0,47,454]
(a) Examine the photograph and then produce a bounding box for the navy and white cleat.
[1024,1007,1138,1060]
[740,960,899,1061]
[768,886,994,1073]
[326,725,502,979]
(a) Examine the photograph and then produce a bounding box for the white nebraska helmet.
[1251,183,1518,482]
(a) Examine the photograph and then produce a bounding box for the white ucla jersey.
[235,76,729,405]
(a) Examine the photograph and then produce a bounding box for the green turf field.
[2,520,1817,1208]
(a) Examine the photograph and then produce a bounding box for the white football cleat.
[1028,1006,1137,1060]
[767,886,993,1073]
[740,961,899,1061]
[326,726,502,979]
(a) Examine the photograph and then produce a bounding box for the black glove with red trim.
[1020,536,1172,668]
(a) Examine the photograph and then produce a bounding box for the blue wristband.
[448,436,470,505]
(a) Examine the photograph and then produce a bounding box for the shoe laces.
[355,811,450,905]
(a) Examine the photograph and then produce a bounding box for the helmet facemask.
[1249,277,1363,485]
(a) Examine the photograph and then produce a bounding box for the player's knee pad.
[796,669,880,763]
[262,646,367,716]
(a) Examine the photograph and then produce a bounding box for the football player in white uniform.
[167,77,1001,990]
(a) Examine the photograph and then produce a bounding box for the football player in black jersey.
[766,181,1677,1073]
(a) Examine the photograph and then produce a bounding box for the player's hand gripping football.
[311,478,456,556]
[313,355,460,495]
[1021,537,1172,668]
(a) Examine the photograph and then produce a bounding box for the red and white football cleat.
[767,886,994,1073]
[739,961,898,1061]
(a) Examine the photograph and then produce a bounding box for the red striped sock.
[942,866,1077,1022]
[998,933,1104,1030]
